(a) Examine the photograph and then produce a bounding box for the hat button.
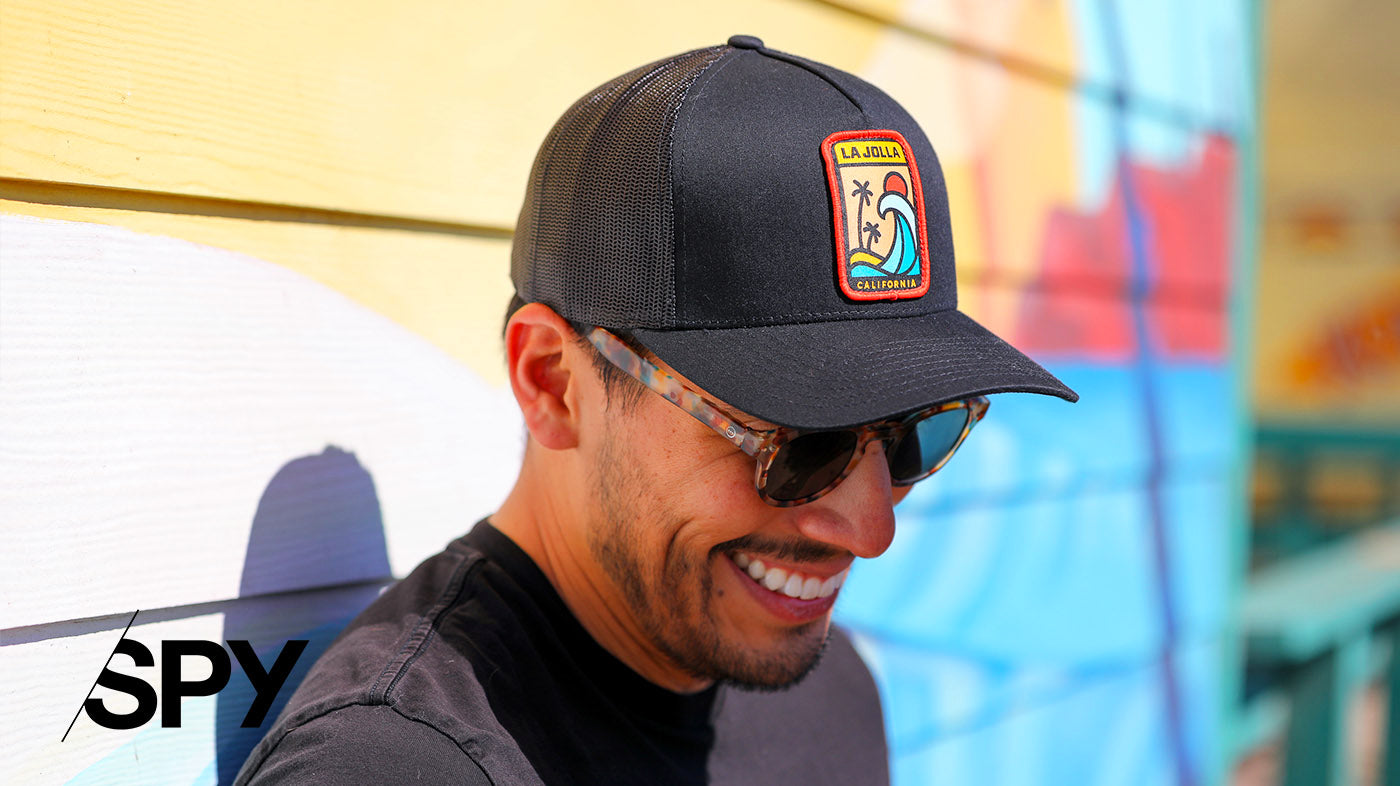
[727,34,764,50]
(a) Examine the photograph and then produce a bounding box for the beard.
[586,431,828,691]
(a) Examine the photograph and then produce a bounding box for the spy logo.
[821,130,931,301]
[62,611,307,740]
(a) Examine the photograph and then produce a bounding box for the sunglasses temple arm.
[588,328,763,457]
[666,385,765,456]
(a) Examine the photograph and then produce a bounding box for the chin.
[665,618,830,692]
[714,630,831,692]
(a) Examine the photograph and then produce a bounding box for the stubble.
[586,430,827,690]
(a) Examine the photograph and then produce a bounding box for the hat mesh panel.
[511,46,727,329]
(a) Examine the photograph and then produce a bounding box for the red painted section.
[1012,136,1236,361]
[1137,137,1234,301]
[1014,289,1136,362]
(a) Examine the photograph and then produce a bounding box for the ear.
[505,303,584,450]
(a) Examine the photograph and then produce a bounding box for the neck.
[491,447,713,694]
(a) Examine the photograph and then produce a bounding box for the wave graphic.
[849,191,920,277]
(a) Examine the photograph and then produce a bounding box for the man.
[237,35,1075,785]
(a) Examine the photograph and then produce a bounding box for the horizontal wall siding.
[0,194,516,380]
[1,0,894,227]
[0,215,523,629]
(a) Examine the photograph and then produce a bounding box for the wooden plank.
[0,194,515,384]
[0,0,894,228]
[0,214,522,629]
[1241,524,1400,661]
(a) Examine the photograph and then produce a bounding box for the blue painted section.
[1104,0,1197,770]
[907,363,1150,510]
[852,635,1223,786]
[1071,0,1250,133]
[836,398,1233,662]
[838,287,1242,786]
[1072,90,1119,207]
[67,702,221,785]
[1155,364,1235,471]
[1164,477,1235,642]
[840,482,1160,663]
[865,642,1153,786]
[1071,0,1251,206]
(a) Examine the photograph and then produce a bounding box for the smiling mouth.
[729,552,849,600]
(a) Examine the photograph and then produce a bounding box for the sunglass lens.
[887,408,970,483]
[764,431,860,502]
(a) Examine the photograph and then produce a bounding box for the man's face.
[580,361,901,690]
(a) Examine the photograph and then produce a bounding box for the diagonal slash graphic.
[62,610,139,742]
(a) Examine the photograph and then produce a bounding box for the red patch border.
[821,129,932,302]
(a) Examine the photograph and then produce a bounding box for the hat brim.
[630,309,1078,431]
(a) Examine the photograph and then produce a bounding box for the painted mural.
[831,3,1252,786]
[1,2,1254,784]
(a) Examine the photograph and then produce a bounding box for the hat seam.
[757,49,869,122]
[657,306,954,328]
[634,305,978,336]
[519,48,726,323]
[670,49,745,330]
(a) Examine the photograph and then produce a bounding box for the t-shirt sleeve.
[236,704,493,786]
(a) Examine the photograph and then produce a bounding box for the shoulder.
[273,540,487,720]
[239,538,530,784]
[235,703,492,785]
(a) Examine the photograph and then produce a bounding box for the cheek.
[627,401,769,523]
[686,450,761,511]
[660,454,771,556]
[646,427,757,503]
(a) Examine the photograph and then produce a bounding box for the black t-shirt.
[236,521,889,785]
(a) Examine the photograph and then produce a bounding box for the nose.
[791,441,897,559]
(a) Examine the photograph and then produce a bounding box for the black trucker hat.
[511,35,1077,430]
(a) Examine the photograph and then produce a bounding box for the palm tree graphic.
[850,179,873,248]
[863,221,882,252]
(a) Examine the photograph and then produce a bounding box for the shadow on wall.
[215,447,392,785]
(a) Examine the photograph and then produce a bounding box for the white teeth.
[782,574,804,598]
[814,571,848,599]
[763,567,788,591]
[747,558,766,580]
[731,552,850,601]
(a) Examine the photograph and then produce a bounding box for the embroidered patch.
[821,130,931,301]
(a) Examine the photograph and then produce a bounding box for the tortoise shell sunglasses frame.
[586,327,989,507]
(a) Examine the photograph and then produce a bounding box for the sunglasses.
[587,328,989,507]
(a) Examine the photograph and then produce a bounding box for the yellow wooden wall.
[1,0,1083,380]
